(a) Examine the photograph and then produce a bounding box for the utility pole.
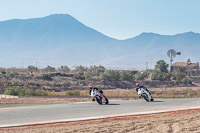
[36,61,38,68]
[146,62,149,70]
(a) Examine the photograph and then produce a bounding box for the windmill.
[167,49,181,72]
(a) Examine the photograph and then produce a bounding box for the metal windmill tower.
[167,49,181,72]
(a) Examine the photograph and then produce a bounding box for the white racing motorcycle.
[90,89,109,105]
[138,87,154,102]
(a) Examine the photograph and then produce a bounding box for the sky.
[0,0,200,39]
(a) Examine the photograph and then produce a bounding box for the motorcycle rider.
[89,85,104,101]
[136,83,151,94]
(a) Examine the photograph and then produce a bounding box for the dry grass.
[77,87,200,98]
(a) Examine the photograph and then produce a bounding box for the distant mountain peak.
[0,14,200,68]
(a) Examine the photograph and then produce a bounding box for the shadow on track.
[104,104,120,105]
[152,101,165,102]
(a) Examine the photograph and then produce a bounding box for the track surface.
[0,98,200,127]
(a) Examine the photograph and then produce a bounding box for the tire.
[150,97,154,102]
[105,98,109,104]
[96,96,102,105]
[142,94,149,102]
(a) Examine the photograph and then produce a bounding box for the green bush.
[58,66,70,73]
[74,72,85,80]
[84,73,93,80]
[4,87,20,96]
[172,71,186,81]
[34,89,49,96]
[27,66,38,73]
[155,60,169,73]
[134,72,148,80]
[151,70,170,81]
[120,71,133,81]
[100,70,120,81]
[4,87,50,96]
[44,66,56,73]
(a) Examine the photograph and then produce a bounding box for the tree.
[151,70,170,81]
[151,60,170,81]
[95,65,106,76]
[87,65,106,76]
[172,68,187,82]
[27,66,38,73]
[75,65,87,73]
[134,72,148,80]
[58,66,70,73]
[100,70,120,81]
[120,71,133,81]
[155,60,169,73]
[44,66,55,73]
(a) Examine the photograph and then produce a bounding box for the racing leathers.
[136,85,151,94]
[89,87,104,101]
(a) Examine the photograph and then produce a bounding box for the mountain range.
[0,14,200,69]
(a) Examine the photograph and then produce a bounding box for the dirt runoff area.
[1,109,200,133]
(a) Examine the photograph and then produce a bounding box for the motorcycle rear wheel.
[105,98,109,104]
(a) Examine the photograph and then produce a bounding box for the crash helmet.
[89,85,94,90]
[136,83,140,87]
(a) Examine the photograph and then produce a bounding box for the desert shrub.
[34,89,49,96]
[75,65,87,73]
[120,71,133,81]
[134,72,148,80]
[65,90,80,96]
[4,87,51,96]
[84,73,93,80]
[57,66,70,73]
[88,65,106,76]
[4,87,20,96]
[18,89,34,96]
[95,65,106,76]
[74,72,85,80]
[4,87,34,96]
[100,70,120,81]
[0,70,6,75]
[43,66,56,73]
[42,74,52,81]
[172,71,186,81]
[27,66,38,73]
[151,70,171,81]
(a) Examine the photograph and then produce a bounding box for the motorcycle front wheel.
[96,96,102,105]
[142,94,149,102]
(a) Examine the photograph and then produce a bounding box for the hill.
[0,14,200,69]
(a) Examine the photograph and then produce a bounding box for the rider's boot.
[92,98,95,101]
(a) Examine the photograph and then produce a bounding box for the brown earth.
[1,109,200,133]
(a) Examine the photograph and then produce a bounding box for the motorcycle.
[138,87,154,102]
[90,89,109,105]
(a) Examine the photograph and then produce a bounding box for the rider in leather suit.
[136,83,151,94]
[89,85,104,101]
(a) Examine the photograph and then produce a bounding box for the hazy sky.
[0,0,200,39]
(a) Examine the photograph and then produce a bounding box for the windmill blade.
[167,49,176,58]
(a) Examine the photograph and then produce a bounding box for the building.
[171,59,199,74]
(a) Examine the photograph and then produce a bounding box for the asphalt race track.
[0,98,200,127]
